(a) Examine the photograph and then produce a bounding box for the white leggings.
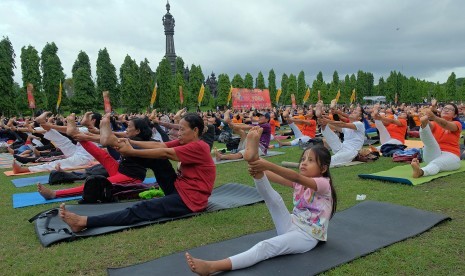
[419,124,461,176]
[322,126,359,168]
[288,123,312,146]
[229,175,317,270]
[375,120,403,147]
[29,129,94,172]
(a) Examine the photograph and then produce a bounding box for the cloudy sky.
[1,0,465,87]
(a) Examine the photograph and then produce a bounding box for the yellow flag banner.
[275,88,282,104]
[150,83,158,109]
[198,84,205,106]
[335,89,341,103]
[227,85,233,105]
[56,80,62,111]
[350,89,356,103]
[303,87,310,104]
[179,86,184,105]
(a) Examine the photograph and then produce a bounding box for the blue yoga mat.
[13,192,82,208]
[12,175,156,188]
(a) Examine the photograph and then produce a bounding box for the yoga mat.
[11,175,156,188]
[4,161,100,176]
[107,201,450,276]
[404,140,424,149]
[0,153,14,168]
[282,160,364,168]
[359,160,465,185]
[13,192,82,209]
[31,183,264,247]
[214,151,285,165]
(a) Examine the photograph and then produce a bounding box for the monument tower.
[163,1,177,74]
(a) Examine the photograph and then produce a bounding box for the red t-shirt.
[165,139,216,212]
[386,119,407,143]
[431,121,462,156]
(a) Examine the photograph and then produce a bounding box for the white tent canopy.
[363,96,386,102]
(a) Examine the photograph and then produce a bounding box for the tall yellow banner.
[150,83,158,109]
[56,80,62,111]
[198,84,205,106]
[227,85,232,105]
[350,89,356,103]
[335,89,341,103]
[275,88,282,105]
[303,87,310,104]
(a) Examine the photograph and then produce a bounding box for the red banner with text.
[231,88,271,109]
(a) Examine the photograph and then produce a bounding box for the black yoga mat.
[107,200,450,276]
[31,183,263,247]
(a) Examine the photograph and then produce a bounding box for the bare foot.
[185,252,214,276]
[7,147,14,155]
[223,109,231,124]
[66,113,80,137]
[80,112,93,128]
[35,111,51,124]
[330,99,337,109]
[99,114,118,146]
[411,158,424,178]
[149,109,157,121]
[315,101,323,118]
[37,183,56,199]
[13,161,30,174]
[214,148,222,161]
[54,163,63,172]
[59,203,87,233]
[243,126,262,162]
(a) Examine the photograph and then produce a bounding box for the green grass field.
[0,144,464,275]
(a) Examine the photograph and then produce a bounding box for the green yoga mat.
[359,160,465,185]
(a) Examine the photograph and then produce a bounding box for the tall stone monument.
[163,1,177,74]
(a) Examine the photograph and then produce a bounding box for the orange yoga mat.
[404,140,424,149]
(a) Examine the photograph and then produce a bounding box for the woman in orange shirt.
[372,105,408,147]
[411,103,462,178]
[277,108,317,147]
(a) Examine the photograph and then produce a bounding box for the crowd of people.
[1,99,465,275]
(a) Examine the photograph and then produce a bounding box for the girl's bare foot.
[35,111,51,124]
[66,113,80,137]
[37,183,56,199]
[185,252,214,276]
[13,161,30,174]
[315,101,323,118]
[99,114,118,146]
[243,126,262,162]
[80,112,93,128]
[411,158,424,178]
[59,203,87,233]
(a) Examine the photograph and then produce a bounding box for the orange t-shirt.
[385,119,407,143]
[301,119,316,138]
[270,119,277,135]
[431,121,462,156]
[412,115,421,126]
[293,115,305,131]
[232,117,242,124]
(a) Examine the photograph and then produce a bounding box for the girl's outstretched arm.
[248,158,318,190]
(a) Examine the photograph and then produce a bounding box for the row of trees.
[1,36,464,116]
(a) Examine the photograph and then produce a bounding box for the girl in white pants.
[411,104,462,178]
[186,127,337,275]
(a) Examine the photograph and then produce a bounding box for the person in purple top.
[215,110,271,161]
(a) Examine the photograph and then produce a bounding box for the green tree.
[280,73,288,106]
[174,72,186,108]
[120,55,141,112]
[20,45,43,110]
[155,57,175,111]
[96,48,119,106]
[41,42,65,111]
[216,73,231,108]
[267,69,277,106]
[445,72,457,102]
[71,51,95,111]
[297,71,306,104]
[285,74,297,105]
[139,59,155,110]
[231,74,244,88]
[256,71,265,89]
[244,73,253,89]
[176,56,185,76]
[187,64,204,108]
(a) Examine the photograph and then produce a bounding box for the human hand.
[115,139,134,156]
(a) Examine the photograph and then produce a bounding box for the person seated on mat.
[36,113,152,199]
[58,113,215,232]
[12,111,99,174]
[214,109,271,161]
[276,107,317,148]
[411,103,462,178]
[316,101,365,167]
[371,104,408,150]
[185,126,337,275]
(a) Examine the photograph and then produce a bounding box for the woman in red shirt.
[58,113,216,232]
[411,103,462,178]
